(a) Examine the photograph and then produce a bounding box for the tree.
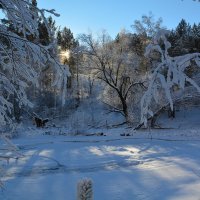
[57,26,78,78]
[168,19,200,56]
[176,19,188,37]
[129,33,145,56]
[80,31,144,123]
[57,27,78,51]
[131,12,164,38]
[140,30,200,127]
[0,0,70,127]
[38,16,57,46]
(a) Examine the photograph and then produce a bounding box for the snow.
[141,30,200,126]
[1,3,200,199]
[1,107,200,200]
[1,133,200,200]
[0,0,70,127]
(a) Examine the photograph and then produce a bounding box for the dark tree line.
[168,19,200,56]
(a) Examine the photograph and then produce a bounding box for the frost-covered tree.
[80,31,144,123]
[132,12,164,38]
[0,0,70,127]
[140,30,200,127]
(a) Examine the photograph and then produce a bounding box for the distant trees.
[57,27,78,51]
[57,26,79,78]
[57,26,78,67]
[131,13,165,74]
[56,26,81,106]
[168,19,200,56]
[131,12,164,38]
[38,16,57,46]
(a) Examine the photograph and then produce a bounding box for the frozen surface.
[1,132,200,200]
[0,107,200,200]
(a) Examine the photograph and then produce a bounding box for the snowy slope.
[157,106,200,129]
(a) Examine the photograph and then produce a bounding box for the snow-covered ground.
[0,107,200,200]
[1,132,200,200]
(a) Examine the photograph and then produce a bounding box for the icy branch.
[141,30,200,127]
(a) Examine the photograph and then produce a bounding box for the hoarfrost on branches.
[141,30,200,126]
[0,0,70,127]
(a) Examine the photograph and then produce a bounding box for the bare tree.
[132,12,164,38]
[80,31,144,122]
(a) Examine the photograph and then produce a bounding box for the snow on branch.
[141,30,200,126]
[0,0,70,126]
[0,0,60,38]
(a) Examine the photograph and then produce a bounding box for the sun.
[60,50,70,60]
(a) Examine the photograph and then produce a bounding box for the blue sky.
[39,0,200,38]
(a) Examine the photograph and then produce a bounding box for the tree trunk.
[168,108,175,118]
[118,93,129,122]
